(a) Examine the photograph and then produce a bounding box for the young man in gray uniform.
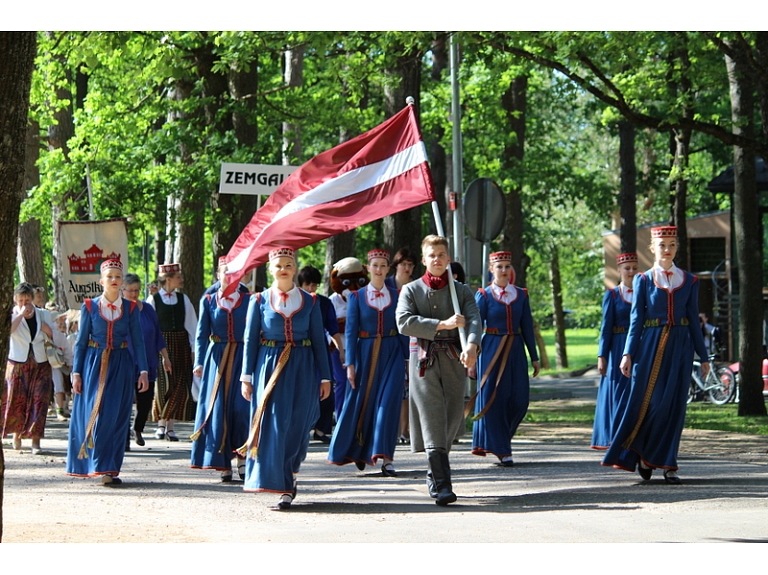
[396,235,482,505]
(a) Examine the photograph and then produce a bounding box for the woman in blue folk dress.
[239,248,331,510]
[66,259,148,486]
[191,258,251,482]
[602,226,710,484]
[591,252,638,450]
[471,251,540,467]
[328,249,408,476]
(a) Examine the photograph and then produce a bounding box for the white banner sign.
[219,163,297,196]
[58,218,129,309]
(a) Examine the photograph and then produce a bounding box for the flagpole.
[405,96,469,353]
[431,200,468,352]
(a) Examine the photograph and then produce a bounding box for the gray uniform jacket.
[396,278,482,452]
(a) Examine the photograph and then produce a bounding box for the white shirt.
[146,288,198,348]
[491,283,518,304]
[270,286,303,316]
[652,264,683,290]
[217,289,241,312]
[365,284,392,311]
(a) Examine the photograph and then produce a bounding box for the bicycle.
[689,354,736,405]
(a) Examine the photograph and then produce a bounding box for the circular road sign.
[463,178,505,243]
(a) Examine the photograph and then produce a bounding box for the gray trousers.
[408,351,466,453]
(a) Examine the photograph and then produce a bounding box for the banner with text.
[58,218,129,309]
[219,163,297,196]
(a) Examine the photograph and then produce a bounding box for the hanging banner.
[57,218,129,309]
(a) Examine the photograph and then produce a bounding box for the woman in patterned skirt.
[3,282,54,454]
[147,263,198,441]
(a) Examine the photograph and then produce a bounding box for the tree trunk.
[670,36,693,269]
[382,46,424,257]
[725,48,767,417]
[618,120,637,255]
[228,57,263,290]
[46,39,87,309]
[17,120,46,288]
[169,75,206,304]
[0,29,37,544]
[282,48,303,163]
[670,128,691,269]
[500,75,528,287]
[550,245,568,369]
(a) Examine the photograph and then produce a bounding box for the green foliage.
[22,31,744,316]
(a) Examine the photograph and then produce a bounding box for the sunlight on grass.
[537,328,598,376]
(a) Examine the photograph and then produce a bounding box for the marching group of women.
[3,223,707,509]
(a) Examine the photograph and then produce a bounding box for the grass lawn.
[537,328,599,376]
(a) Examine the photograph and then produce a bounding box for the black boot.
[426,471,438,499]
[427,449,457,506]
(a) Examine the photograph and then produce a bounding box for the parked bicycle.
[689,354,736,405]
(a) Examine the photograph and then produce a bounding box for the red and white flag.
[223,103,436,289]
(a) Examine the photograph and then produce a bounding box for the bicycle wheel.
[687,378,698,404]
[708,366,736,405]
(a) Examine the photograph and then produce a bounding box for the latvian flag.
[223,103,437,290]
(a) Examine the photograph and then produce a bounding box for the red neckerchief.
[422,270,449,290]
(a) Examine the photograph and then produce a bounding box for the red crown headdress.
[616,252,638,265]
[367,249,390,262]
[268,248,295,261]
[651,226,677,239]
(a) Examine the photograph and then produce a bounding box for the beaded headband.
[616,252,638,265]
[269,247,295,261]
[489,251,512,264]
[367,249,390,262]
[651,226,677,239]
[100,259,123,273]
[159,263,180,274]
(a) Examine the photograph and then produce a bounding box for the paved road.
[3,374,767,545]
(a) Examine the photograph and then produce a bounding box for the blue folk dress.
[240,287,331,493]
[471,284,538,459]
[66,297,147,477]
[327,284,407,467]
[591,285,633,449]
[190,290,251,471]
[602,267,708,472]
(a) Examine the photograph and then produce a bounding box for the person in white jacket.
[2,283,54,454]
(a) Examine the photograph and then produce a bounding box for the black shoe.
[275,493,293,510]
[221,470,233,483]
[134,430,145,446]
[313,431,331,444]
[496,457,514,467]
[166,430,179,442]
[355,460,366,471]
[663,470,682,485]
[638,463,653,481]
[381,462,397,477]
[101,475,122,487]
